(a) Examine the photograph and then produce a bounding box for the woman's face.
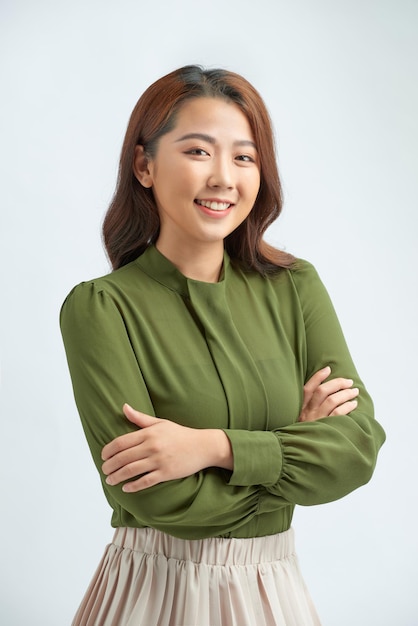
[134,97,260,259]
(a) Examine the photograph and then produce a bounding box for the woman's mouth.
[195,199,232,212]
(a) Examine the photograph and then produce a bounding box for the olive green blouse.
[60,245,385,539]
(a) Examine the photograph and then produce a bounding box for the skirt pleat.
[72,527,321,626]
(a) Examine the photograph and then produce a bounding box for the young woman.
[60,65,386,626]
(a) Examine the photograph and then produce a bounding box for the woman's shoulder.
[285,258,321,285]
[64,259,143,299]
[242,257,329,306]
[249,257,320,286]
[285,257,317,275]
[279,257,327,292]
[60,259,147,323]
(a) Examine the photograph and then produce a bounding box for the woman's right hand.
[298,366,359,422]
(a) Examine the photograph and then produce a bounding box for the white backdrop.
[1,1,417,624]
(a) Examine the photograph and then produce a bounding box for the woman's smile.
[194,198,234,217]
[195,199,233,211]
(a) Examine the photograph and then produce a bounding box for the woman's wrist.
[201,429,234,471]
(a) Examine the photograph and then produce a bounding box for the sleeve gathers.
[223,261,386,506]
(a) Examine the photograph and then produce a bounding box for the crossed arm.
[102,366,359,492]
[61,264,385,531]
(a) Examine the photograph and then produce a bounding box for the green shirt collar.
[135,245,230,296]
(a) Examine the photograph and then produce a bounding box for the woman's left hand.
[101,404,233,492]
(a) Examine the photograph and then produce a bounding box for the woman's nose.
[207,157,234,189]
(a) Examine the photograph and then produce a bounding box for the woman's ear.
[133,145,153,188]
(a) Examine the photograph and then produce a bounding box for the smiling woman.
[102,65,293,276]
[60,65,385,626]
[132,98,261,281]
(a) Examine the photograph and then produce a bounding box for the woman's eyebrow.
[175,132,257,149]
[175,132,215,144]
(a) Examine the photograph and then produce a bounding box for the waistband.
[111,526,295,566]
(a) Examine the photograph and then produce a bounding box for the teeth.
[197,200,231,211]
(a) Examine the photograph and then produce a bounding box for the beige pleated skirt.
[72,526,321,626]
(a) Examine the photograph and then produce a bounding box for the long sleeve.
[224,261,386,506]
[60,280,288,539]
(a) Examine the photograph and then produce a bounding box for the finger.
[329,399,358,417]
[123,403,159,428]
[102,429,144,461]
[105,457,156,486]
[102,444,147,475]
[322,387,359,416]
[309,377,354,409]
[304,366,331,394]
[122,471,163,493]
[302,366,331,408]
[101,407,158,461]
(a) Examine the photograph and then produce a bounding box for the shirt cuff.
[222,429,283,486]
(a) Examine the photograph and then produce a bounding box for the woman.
[60,65,386,626]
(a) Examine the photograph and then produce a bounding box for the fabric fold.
[72,527,321,626]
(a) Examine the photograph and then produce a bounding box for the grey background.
[1,1,417,624]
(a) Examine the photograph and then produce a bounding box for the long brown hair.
[103,65,295,274]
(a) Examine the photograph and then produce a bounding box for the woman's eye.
[236,154,255,163]
[186,148,209,156]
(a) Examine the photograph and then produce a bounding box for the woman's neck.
[155,240,224,283]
